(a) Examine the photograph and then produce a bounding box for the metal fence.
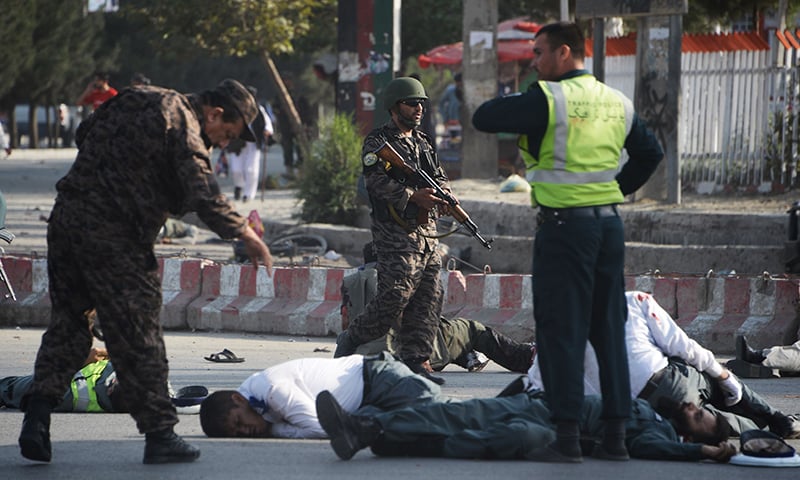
[588,46,800,193]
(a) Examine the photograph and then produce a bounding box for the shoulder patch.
[363,152,378,167]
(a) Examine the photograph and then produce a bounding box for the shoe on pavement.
[592,442,630,461]
[18,398,52,463]
[736,335,765,364]
[143,429,200,464]
[466,351,490,372]
[315,390,381,460]
[770,413,800,439]
[527,442,583,463]
[404,359,445,385]
[333,330,358,358]
[496,375,530,397]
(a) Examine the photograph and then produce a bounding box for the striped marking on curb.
[1,257,797,353]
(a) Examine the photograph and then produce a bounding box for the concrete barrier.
[158,258,210,329]
[444,272,534,342]
[185,264,350,336]
[627,274,800,353]
[2,256,797,354]
[0,256,50,326]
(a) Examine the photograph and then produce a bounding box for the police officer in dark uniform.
[472,22,663,463]
[18,79,273,464]
[334,77,453,385]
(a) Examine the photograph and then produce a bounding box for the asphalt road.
[1,328,799,479]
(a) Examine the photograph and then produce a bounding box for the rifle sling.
[387,204,458,240]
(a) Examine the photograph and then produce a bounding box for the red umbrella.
[418,19,540,69]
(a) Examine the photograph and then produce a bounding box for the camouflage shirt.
[56,86,246,245]
[362,122,450,253]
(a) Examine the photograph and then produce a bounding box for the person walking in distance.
[472,22,663,462]
[18,78,273,465]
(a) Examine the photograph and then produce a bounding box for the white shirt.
[0,121,9,150]
[260,105,274,137]
[528,291,724,398]
[238,355,365,438]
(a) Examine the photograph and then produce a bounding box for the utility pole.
[576,0,688,204]
[460,0,498,179]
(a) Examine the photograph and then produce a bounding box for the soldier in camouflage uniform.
[334,77,454,386]
[18,79,273,465]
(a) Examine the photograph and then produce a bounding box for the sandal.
[204,348,245,363]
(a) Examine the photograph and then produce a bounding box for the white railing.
[588,47,800,193]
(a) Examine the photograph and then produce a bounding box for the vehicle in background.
[13,104,79,148]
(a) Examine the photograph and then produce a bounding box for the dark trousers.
[27,205,176,433]
[348,249,442,362]
[532,210,631,422]
[356,352,450,417]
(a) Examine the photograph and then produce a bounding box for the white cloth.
[238,355,365,439]
[260,104,274,137]
[227,141,261,200]
[729,452,800,467]
[228,105,272,200]
[528,291,725,397]
[763,340,800,372]
[0,121,9,150]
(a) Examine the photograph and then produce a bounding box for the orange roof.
[782,30,800,49]
[420,29,771,68]
[586,31,770,57]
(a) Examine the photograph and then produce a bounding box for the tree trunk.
[258,51,310,165]
[29,103,38,149]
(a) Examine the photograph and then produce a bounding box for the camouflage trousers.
[26,203,177,433]
[348,248,443,362]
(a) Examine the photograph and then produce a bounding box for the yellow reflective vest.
[70,360,109,412]
[518,74,634,208]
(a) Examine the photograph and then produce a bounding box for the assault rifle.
[374,142,493,250]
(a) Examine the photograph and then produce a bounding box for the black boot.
[769,413,800,439]
[404,358,445,385]
[316,390,382,460]
[496,375,530,397]
[736,336,765,364]
[18,395,53,462]
[592,419,629,461]
[233,186,242,201]
[527,421,583,463]
[480,328,537,373]
[143,428,200,464]
[333,330,358,358]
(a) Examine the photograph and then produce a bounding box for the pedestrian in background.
[18,78,273,465]
[77,72,118,111]
[227,86,274,202]
[130,72,152,87]
[0,111,11,157]
[472,22,663,463]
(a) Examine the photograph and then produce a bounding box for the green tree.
[1,0,114,147]
[0,1,35,102]
[123,0,336,162]
[295,113,363,225]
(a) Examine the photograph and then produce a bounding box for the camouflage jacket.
[55,86,246,246]
[361,122,450,253]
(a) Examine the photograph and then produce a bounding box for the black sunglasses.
[399,99,425,108]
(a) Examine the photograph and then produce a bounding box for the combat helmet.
[383,77,428,111]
